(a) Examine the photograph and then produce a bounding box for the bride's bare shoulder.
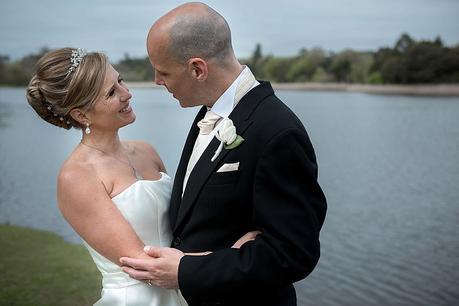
[57,154,110,212]
[123,140,166,172]
[60,142,109,175]
[124,140,157,155]
[58,154,96,188]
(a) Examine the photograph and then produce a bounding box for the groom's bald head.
[147,2,234,64]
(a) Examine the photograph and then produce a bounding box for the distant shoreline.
[125,82,459,97]
[2,82,459,97]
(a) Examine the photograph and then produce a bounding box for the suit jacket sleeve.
[178,127,326,300]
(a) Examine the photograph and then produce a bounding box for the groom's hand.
[120,246,184,289]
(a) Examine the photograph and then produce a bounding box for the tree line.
[1,34,458,86]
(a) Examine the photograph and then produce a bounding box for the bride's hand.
[231,230,262,249]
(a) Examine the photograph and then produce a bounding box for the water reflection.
[0,101,11,127]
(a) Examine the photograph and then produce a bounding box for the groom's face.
[147,26,203,108]
[155,61,189,105]
[151,50,199,108]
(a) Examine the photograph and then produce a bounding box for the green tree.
[0,48,49,86]
[330,55,352,82]
[286,48,326,82]
[0,56,9,84]
[371,34,459,84]
[371,47,401,83]
[114,54,153,82]
[249,43,263,78]
[402,40,458,83]
[4,63,29,85]
[286,56,315,82]
[312,67,332,82]
[395,33,414,53]
[261,56,292,82]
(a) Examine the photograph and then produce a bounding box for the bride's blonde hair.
[26,48,108,129]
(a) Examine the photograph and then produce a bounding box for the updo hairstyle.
[26,48,108,129]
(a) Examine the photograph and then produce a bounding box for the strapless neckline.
[111,172,169,200]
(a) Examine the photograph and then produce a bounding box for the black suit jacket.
[169,82,327,306]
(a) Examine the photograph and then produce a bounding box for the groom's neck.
[206,60,244,107]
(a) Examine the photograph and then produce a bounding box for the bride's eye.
[106,77,124,98]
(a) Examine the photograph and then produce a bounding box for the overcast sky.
[2,0,459,62]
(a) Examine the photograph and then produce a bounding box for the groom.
[121,3,327,305]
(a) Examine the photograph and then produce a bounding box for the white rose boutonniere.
[211,118,245,162]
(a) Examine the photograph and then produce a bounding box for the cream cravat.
[182,110,221,190]
[197,110,221,135]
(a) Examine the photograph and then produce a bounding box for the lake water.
[1,87,458,305]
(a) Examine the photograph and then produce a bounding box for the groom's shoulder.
[252,88,305,133]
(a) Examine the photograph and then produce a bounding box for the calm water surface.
[1,87,458,305]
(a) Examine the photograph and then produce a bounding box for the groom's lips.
[164,86,175,97]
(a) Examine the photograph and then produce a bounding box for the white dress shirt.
[182,66,259,193]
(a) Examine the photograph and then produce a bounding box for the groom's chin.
[177,97,207,108]
[177,100,194,108]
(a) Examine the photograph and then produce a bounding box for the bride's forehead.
[104,64,118,79]
[102,65,118,85]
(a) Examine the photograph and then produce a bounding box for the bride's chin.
[127,116,136,125]
[126,112,136,122]
[119,116,136,129]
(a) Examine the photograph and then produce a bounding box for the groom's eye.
[157,70,167,77]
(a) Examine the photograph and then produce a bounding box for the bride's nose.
[120,86,132,102]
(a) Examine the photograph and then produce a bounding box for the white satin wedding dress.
[82,172,187,306]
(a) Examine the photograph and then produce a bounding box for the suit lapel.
[173,82,274,232]
[169,106,207,228]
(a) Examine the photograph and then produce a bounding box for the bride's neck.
[80,129,122,153]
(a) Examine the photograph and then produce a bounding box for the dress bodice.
[82,172,187,305]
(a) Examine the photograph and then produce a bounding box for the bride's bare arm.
[231,230,262,249]
[185,230,262,256]
[57,163,150,265]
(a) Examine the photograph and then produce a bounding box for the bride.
[26,48,258,306]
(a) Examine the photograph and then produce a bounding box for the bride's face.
[87,64,136,131]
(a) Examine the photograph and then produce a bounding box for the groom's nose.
[154,73,165,86]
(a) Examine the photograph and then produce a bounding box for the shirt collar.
[210,66,252,118]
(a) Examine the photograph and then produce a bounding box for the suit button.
[172,236,182,247]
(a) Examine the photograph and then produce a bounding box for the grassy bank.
[0,224,101,306]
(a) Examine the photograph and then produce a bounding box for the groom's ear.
[187,58,208,81]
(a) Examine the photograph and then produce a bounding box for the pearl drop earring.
[85,123,91,134]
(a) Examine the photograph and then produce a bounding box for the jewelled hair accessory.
[66,48,87,76]
[45,102,71,125]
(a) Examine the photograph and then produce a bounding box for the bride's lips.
[119,104,132,114]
